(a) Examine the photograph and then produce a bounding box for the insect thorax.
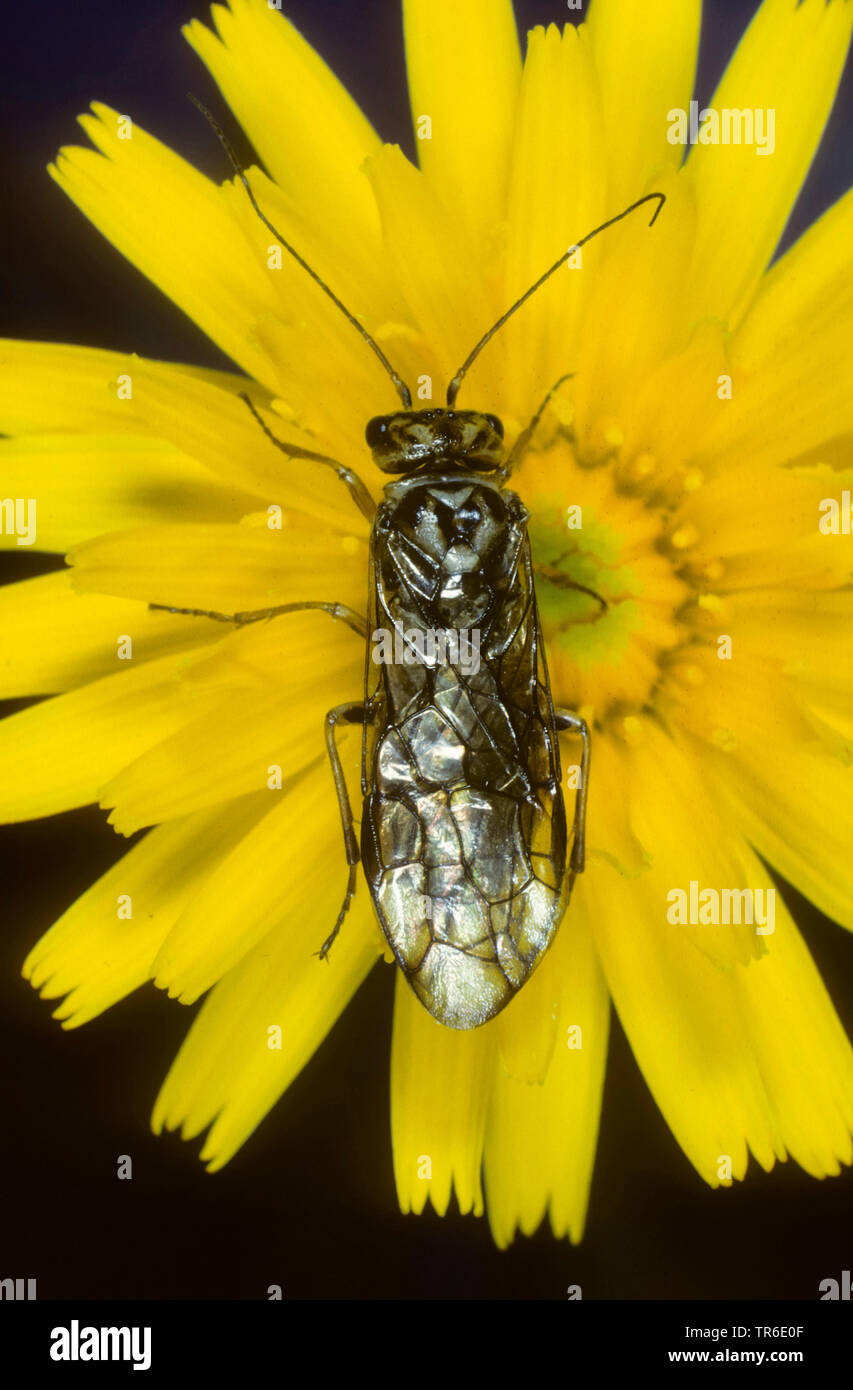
[374,473,528,679]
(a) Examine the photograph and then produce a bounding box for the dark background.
[1,0,852,1300]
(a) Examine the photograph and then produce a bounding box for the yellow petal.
[586,0,701,204]
[721,587,853,684]
[183,0,384,266]
[125,357,383,523]
[152,867,382,1171]
[484,903,609,1247]
[152,769,356,1003]
[390,972,493,1217]
[686,0,853,329]
[500,22,606,421]
[597,792,853,1184]
[67,522,369,611]
[617,317,730,473]
[50,104,281,386]
[22,794,269,1027]
[592,786,783,1182]
[623,721,764,970]
[582,726,648,879]
[732,846,853,1177]
[572,168,695,447]
[403,0,521,251]
[101,615,363,833]
[0,650,222,821]
[0,433,261,551]
[215,164,416,438]
[364,144,494,393]
[671,463,853,592]
[494,924,561,1085]
[0,338,254,434]
[695,187,853,472]
[0,570,221,697]
[184,0,420,436]
[668,655,853,930]
[714,589,853,757]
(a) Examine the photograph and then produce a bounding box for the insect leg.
[531,565,609,620]
[318,701,371,961]
[240,393,376,521]
[148,599,367,637]
[501,372,575,477]
[522,533,590,875]
[554,710,590,875]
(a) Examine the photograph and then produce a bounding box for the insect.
[156,99,665,1029]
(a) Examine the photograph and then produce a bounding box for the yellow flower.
[2,0,853,1249]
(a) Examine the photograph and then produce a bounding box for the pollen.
[670,523,700,550]
[373,320,422,346]
[269,396,297,424]
[549,393,575,429]
[620,715,644,746]
[631,451,656,481]
[687,558,725,585]
[615,450,659,496]
[670,660,706,689]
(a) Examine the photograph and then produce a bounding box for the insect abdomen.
[362,741,567,1029]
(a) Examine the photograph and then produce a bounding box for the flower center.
[514,432,693,726]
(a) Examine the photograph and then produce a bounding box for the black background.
[1,0,852,1300]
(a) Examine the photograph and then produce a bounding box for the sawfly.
[156,98,665,1029]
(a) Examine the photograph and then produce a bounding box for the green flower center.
[515,438,694,722]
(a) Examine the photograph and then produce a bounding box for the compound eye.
[365,416,389,448]
[484,414,504,439]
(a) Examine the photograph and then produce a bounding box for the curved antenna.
[189,94,413,409]
[446,192,666,408]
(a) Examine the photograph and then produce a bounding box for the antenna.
[188,94,413,409]
[446,192,666,407]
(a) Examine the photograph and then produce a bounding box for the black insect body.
[160,99,666,1029]
[358,410,584,1027]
